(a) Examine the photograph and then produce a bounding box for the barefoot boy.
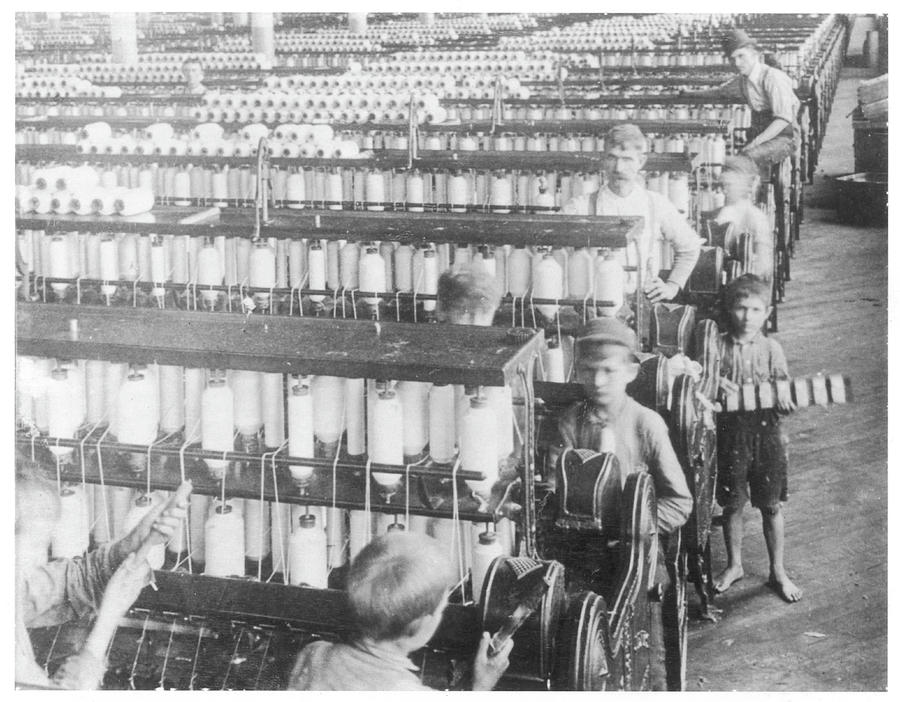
[715,274,801,602]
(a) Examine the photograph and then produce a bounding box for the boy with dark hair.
[556,316,693,690]
[179,59,206,95]
[287,531,512,690]
[436,264,502,326]
[715,274,801,602]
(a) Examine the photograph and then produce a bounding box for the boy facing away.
[714,274,801,602]
[287,531,512,691]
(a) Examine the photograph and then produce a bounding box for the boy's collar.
[583,395,628,422]
[746,61,764,82]
[356,637,420,671]
[731,329,765,345]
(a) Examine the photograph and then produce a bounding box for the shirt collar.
[746,61,764,83]
[731,330,765,346]
[583,395,628,424]
[355,638,420,672]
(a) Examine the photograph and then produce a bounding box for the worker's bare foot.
[713,564,744,593]
[768,572,803,603]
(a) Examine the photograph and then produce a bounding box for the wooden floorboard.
[686,64,888,691]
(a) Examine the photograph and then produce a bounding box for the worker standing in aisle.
[698,29,800,168]
[561,125,702,304]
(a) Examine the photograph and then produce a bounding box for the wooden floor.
[687,62,888,690]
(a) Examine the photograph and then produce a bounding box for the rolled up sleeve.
[653,194,702,290]
[22,545,117,629]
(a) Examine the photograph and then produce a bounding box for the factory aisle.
[686,59,888,690]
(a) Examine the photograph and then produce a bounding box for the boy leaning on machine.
[287,531,513,691]
[553,316,694,690]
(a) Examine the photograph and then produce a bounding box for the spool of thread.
[114,188,154,216]
[123,493,166,569]
[232,370,263,438]
[202,374,234,478]
[448,174,468,213]
[144,122,174,143]
[46,368,77,457]
[485,386,514,459]
[30,189,53,215]
[250,240,276,307]
[397,381,429,459]
[534,251,564,321]
[311,375,345,448]
[406,171,424,212]
[287,382,315,484]
[337,377,366,457]
[471,529,504,603]
[288,513,328,588]
[489,173,513,214]
[432,517,468,577]
[594,253,625,318]
[428,383,456,464]
[47,234,71,297]
[364,171,385,211]
[51,485,90,559]
[156,365,184,434]
[83,360,106,426]
[460,395,499,497]
[339,241,360,290]
[358,245,386,310]
[204,504,246,577]
[370,386,403,490]
[567,248,594,299]
[326,507,347,569]
[307,241,326,303]
[197,240,222,306]
[285,172,305,210]
[507,246,532,297]
[80,121,112,142]
[260,373,285,449]
[270,503,291,575]
[325,171,343,210]
[288,239,307,289]
[420,248,438,312]
[393,244,414,292]
[349,510,372,560]
[115,368,159,456]
[244,499,271,562]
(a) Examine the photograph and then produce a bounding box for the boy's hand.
[115,481,192,559]
[644,278,680,303]
[776,395,796,413]
[472,632,513,691]
[718,377,740,397]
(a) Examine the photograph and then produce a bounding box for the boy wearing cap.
[694,30,799,167]
[561,124,702,304]
[555,317,692,690]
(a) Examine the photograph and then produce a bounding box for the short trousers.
[716,411,789,511]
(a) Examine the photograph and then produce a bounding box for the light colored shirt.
[287,639,430,691]
[557,396,693,535]
[561,184,702,290]
[718,330,790,385]
[717,62,799,127]
[714,202,774,281]
[16,544,120,689]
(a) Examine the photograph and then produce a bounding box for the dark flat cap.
[722,29,758,55]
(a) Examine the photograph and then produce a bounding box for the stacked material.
[858,74,888,120]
